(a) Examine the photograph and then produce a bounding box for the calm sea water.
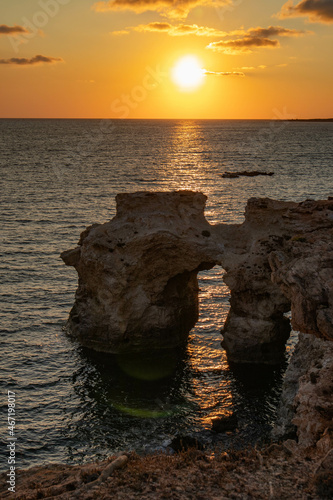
[1,119,332,471]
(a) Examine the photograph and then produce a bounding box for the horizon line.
[1,117,333,121]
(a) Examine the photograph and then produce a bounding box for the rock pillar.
[61,191,223,353]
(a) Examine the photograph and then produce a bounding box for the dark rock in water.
[170,435,204,452]
[222,172,241,178]
[211,413,238,433]
[222,171,274,178]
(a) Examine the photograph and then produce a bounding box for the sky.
[0,0,332,118]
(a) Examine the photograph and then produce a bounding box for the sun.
[171,55,205,91]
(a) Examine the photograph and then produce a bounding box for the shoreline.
[1,441,331,499]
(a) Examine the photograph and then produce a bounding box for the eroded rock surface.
[61,192,333,364]
[220,197,333,363]
[273,333,333,453]
[61,191,223,353]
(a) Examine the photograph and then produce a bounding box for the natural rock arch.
[61,191,333,365]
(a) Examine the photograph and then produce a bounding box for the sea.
[1,119,332,472]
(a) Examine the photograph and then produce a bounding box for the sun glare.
[171,56,205,91]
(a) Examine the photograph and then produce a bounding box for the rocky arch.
[61,191,333,365]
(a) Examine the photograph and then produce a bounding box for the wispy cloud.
[234,65,268,70]
[206,24,311,54]
[277,0,333,23]
[247,25,312,37]
[0,55,64,65]
[111,29,130,36]
[207,37,279,55]
[233,63,289,71]
[203,70,245,76]
[130,22,229,36]
[93,0,231,19]
[0,24,29,35]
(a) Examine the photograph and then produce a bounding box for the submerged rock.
[211,413,238,433]
[169,434,204,452]
[222,171,274,178]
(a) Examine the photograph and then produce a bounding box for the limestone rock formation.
[220,197,333,363]
[61,191,224,353]
[272,333,333,451]
[61,192,333,366]
[61,191,333,454]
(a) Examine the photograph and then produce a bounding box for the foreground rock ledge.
[2,445,332,499]
[61,191,333,364]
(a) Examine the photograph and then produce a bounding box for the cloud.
[0,24,29,35]
[92,0,231,19]
[203,70,245,76]
[131,22,229,36]
[111,29,130,36]
[207,37,279,55]
[206,24,312,54]
[0,54,64,65]
[117,22,312,54]
[234,65,267,70]
[277,0,333,23]
[115,22,309,39]
[234,64,289,71]
[133,22,171,33]
[247,25,312,37]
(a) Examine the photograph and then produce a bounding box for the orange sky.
[0,0,332,118]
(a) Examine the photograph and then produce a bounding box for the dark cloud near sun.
[247,25,312,37]
[277,0,333,23]
[138,22,171,32]
[93,0,231,19]
[207,37,279,55]
[0,55,64,65]
[0,24,29,35]
[206,24,312,54]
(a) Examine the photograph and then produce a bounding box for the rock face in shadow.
[272,332,333,451]
[61,192,333,364]
[61,191,223,353]
[220,197,333,363]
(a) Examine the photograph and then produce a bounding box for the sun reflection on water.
[186,266,234,427]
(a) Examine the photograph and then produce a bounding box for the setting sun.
[171,56,205,91]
